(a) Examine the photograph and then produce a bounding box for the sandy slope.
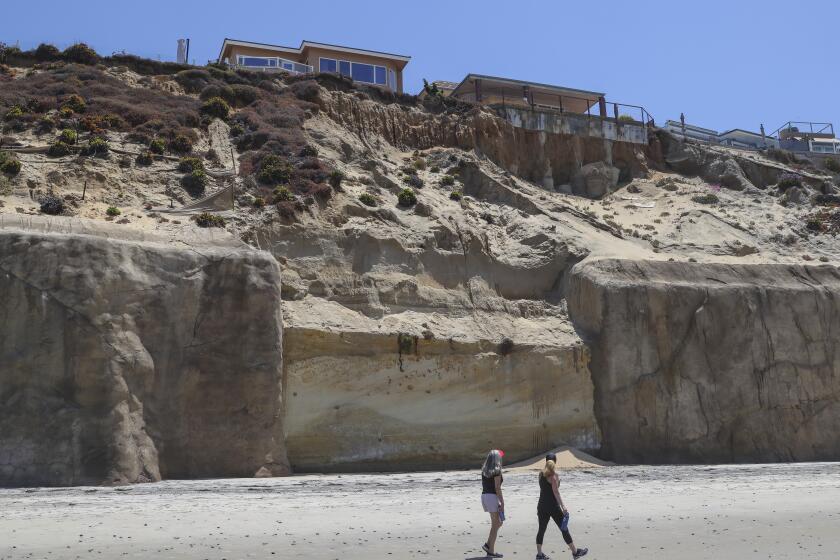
[2,463,838,560]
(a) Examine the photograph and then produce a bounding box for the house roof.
[219,38,411,66]
[430,80,458,90]
[663,120,719,135]
[450,73,604,100]
[719,128,764,138]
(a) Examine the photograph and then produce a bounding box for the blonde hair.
[542,459,556,479]
[481,449,503,478]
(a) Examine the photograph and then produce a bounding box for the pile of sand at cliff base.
[507,446,614,471]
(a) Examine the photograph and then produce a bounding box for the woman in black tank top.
[535,455,588,560]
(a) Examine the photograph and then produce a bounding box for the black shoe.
[573,548,588,559]
[536,553,550,560]
[482,543,503,558]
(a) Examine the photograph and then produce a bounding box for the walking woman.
[480,449,505,558]
[536,454,588,559]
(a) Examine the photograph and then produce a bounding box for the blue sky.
[3,0,837,135]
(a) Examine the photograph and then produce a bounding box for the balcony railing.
[233,56,313,74]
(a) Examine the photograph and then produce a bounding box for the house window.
[375,66,386,85]
[319,57,390,87]
[238,56,276,67]
[351,63,375,83]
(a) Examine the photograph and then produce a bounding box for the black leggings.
[536,508,573,545]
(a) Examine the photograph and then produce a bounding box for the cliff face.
[317,90,648,189]
[282,324,598,472]
[0,219,288,486]
[569,259,840,463]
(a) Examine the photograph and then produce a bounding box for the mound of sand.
[507,446,613,471]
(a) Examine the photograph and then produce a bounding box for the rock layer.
[283,324,599,472]
[569,258,840,464]
[0,219,288,486]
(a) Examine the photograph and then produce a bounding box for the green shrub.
[63,43,99,65]
[299,144,318,158]
[404,174,424,189]
[182,168,209,195]
[106,206,121,217]
[200,96,231,119]
[83,137,109,157]
[169,134,193,155]
[177,156,203,173]
[397,188,417,207]
[449,190,462,201]
[430,165,440,173]
[258,155,292,185]
[617,114,635,122]
[194,213,226,228]
[47,141,73,157]
[253,196,266,208]
[413,158,427,170]
[358,193,377,207]
[0,157,21,175]
[397,332,414,353]
[4,105,24,120]
[149,138,166,155]
[39,195,65,215]
[58,106,74,119]
[440,174,455,186]
[273,186,294,202]
[136,150,154,165]
[34,43,61,61]
[777,173,802,190]
[691,193,719,204]
[497,337,515,355]
[328,170,345,190]
[59,129,77,144]
[37,116,56,133]
[61,94,86,114]
[825,158,840,173]
[229,123,244,137]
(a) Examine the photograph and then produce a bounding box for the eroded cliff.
[0,217,288,486]
[569,258,840,463]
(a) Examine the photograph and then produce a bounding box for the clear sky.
[3,0,837,135]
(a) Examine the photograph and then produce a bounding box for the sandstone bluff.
[1,56,839,486]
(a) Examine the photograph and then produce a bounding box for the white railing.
[234,56,313,74]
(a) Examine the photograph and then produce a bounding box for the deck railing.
[233,56,313,74]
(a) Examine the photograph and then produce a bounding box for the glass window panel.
[294,63,311,73]
[339,60,351,76]
[320,58,337,72]
[351,63,375,83]
[375,66,386,85]
[282,62,294,70]
[389,70,397,90]
[242,57,271,67]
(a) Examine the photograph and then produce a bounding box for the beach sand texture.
[2,463,838,560]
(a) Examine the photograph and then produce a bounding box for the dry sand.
[2,463,839,560]
[507,446,614,471]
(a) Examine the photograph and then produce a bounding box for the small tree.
[328,170,345,190]
[201,96,231,120]
[149,138,166,155]
[397,188,417,207]
[358,193,377,207]
[63,43,99,65]
[59,129,77,144]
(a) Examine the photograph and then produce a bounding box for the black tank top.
[538,473,559,510]
[482,474,501,494]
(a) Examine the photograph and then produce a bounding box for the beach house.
[217,39,410,93]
